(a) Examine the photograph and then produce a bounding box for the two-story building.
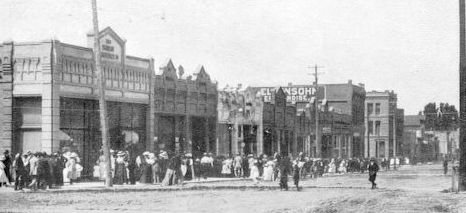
[0,27,218,177]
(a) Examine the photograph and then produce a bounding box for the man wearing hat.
[2,150,12,184]
[368,158,380,189]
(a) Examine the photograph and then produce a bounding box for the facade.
[316,80,366,158]
[402,115,425,161]
[365,90,402,158]
[217,85,263,156]
[248,80,361,158]
[0,27,217,177]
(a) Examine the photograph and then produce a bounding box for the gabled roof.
[158,58,177,79]
[193,65,211,82]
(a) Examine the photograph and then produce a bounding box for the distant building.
[365,90,402,158]
[248,80,365,158]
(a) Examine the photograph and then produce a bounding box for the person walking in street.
[368,158,379,189]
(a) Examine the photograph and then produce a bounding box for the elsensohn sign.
[259,87,315,103]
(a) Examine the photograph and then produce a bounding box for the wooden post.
[91,0,112,187]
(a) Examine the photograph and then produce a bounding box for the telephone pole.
[459,0,466,191]
[309,65,323,158]
[91,0,112,187]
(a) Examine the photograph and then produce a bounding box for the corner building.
[0,27,217,177]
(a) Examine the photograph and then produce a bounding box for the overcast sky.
[1,0,459,114]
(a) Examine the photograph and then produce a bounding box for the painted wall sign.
[100,35,122,63]
[258,87,315,103]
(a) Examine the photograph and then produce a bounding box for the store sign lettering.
[100,37,121,62]
[259,87,315,103]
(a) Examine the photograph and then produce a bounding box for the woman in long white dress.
[221,157,232,177]
[328,158,336,174]
[262,159,275,181]
[249,158,260,184]
[338,159,347,173]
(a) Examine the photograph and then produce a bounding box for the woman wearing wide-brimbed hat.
[114,151,127,185]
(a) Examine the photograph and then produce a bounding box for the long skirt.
[139,164,152,184]
[263,166,274,181]
[114,163,127,185]
[152,163,161,183]
[184,165,193,181]
[161,169,175,186]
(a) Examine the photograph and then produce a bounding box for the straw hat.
[143,151,150,156]
[117,151,125,156]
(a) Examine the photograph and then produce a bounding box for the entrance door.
[159,116,175,152]
[191,117,206,158]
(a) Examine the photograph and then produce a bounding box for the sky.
[1,0,460,115]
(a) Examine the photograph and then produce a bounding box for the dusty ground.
[1,164,465,213]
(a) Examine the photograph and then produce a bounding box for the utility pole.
[91,0,112,187]
[459,0,466,191]
[367,110,370,158]
[309,65,323,158]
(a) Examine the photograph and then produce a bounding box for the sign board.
[100,34,123,63]
[257,87,315,103]
[322,127,332,135]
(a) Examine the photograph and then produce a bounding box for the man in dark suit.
[368,158,380,189]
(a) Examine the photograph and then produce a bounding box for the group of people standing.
[0,150,82,191]
[95,150,217,186]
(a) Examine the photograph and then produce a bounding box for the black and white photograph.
[0,0,465,212]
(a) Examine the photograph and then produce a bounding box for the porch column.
[147,58,156,152]
[204,117,209,153]
[276,129,281,154]
[184,115,191,154]
[232,121,238,155]
[348,135,353,158]
[257,123,263,155]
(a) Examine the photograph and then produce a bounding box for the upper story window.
[367,103,373,115]
[375,120,381,135]
[375,103,381,115]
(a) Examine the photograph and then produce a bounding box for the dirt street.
[1,164,465,213]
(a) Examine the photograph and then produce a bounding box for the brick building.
[365,90,403,158]
[0,27,218,177]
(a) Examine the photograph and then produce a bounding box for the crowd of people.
[0,147,409,191]
[0,150,83,190]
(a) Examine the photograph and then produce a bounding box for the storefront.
[0,27,218,177]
